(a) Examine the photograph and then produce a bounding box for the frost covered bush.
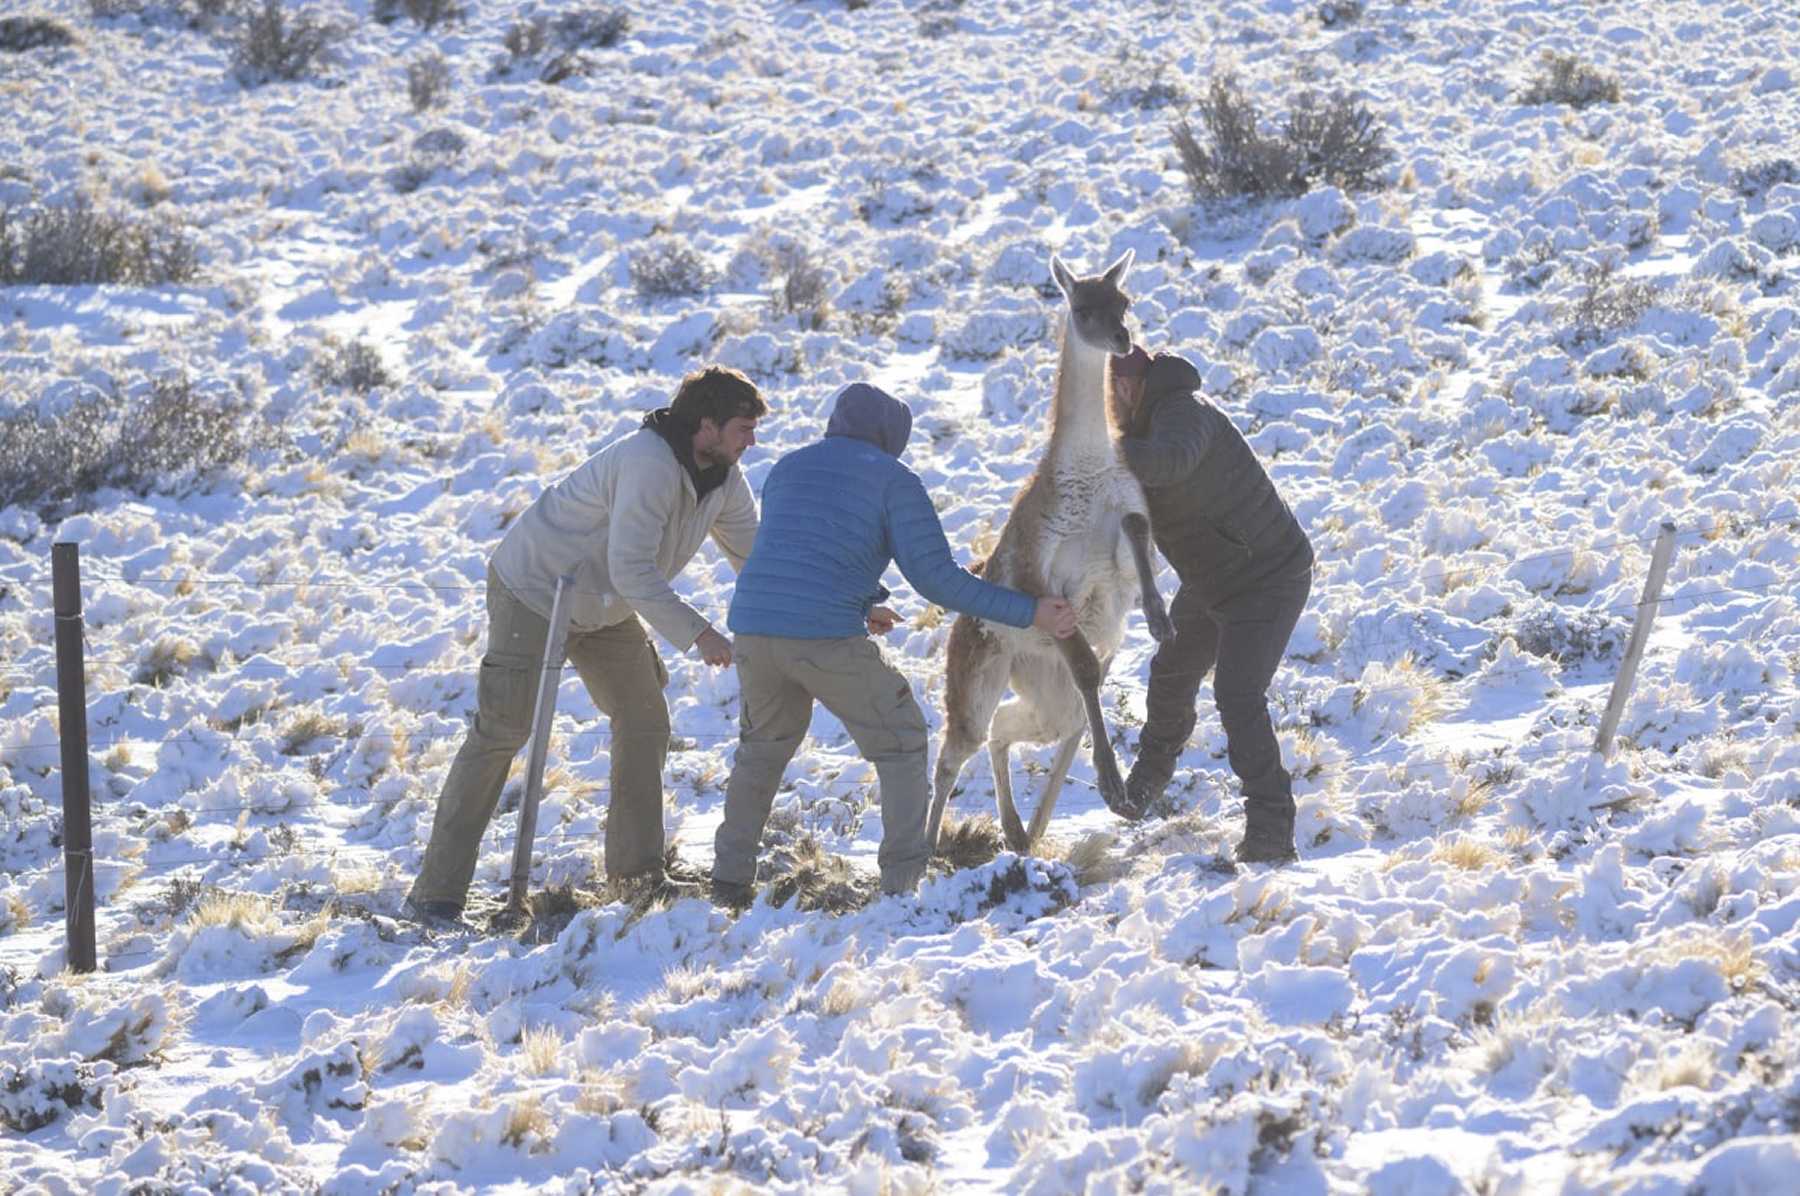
[0,1057,107,1132]
[1505,600,1628,666]
[493,7,627,82]
[1517,51,1621,108]
[553,6,630,49]
[630,241,714,300]
[1559,259,1660,351]
[0,200,199,286]
[406,51,452,112]
[0,15,76,52]
[1171,76,1394,201]
[1734,158,1800,198]
[770,245,831,330]
[232,0,342,87]
[312,336,394,393]
[373,0,464,30]
[0,375,275,515]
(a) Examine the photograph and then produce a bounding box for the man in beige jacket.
[405,366,764,927]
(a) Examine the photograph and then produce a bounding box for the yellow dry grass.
[1432,837,1504,872]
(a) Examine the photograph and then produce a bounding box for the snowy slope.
[2,0,1799,1191]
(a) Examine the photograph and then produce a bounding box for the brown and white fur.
[928,250,1173,854]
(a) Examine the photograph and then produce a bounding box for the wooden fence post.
[507,575,574,920]
[1594,522,1679,757]
[52,542,97,973]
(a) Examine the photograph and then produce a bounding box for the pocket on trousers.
[476,655,538,740]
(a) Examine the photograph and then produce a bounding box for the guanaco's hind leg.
[1056,630,1126,814]
[929,615,1010,850]
[1123,512,1173,643]
[1022,732,1083,849]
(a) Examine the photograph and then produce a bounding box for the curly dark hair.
[669,365,767,427]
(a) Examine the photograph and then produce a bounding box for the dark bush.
[1734,158,1800,198]
[0,15,76,53]
[915,0,962,38]
[771,246,830,329]
[1517,51,1621,108]
[406,51,451,112]
[630,242,713,300]
[0,376,278,516]
[1558,258,1659,350]
[1172,75,1393,200]
[232,0,341,87]
[1317,0,1362,27]
[373,0,463,30]
[312,338,394,393]
[553,6,628,49]
[0,201,199,287]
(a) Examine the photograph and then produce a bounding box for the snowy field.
[3,0,1800,1190]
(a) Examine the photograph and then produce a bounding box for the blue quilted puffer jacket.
[727,384,1037,639]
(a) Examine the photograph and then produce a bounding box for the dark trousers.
[1139,569,1311,807]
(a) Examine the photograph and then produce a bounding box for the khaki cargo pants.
[409,565,670,908]
[713,634,930,894]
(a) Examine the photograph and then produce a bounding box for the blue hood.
[824,383,912,458]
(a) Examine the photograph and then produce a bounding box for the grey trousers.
[713,634,931,894]
[1140,570,1312,809]
[409,565,671,907]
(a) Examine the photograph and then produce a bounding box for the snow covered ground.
[2,0,1799,1190]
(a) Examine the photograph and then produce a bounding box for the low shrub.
[1517,51,1621,108]
[232,0,341,87]
[1172,75,1393,200]
[0,376,278,516]
[630,242,713,300]
[0,201,199,287]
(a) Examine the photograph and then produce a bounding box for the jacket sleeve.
[606,451,711,650]
[709,467,759,572]
[885,472,1037,629]
[1121,396,1211,488]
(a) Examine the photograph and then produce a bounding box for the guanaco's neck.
[1047,316,1114,461]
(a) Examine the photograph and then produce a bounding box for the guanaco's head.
[1049,249,1135,356]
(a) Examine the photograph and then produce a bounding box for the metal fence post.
[1595,522,1679,757]
[507,575,574,919]
[52,542,97,973]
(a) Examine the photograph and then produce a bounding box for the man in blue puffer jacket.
[712,383,1077,902]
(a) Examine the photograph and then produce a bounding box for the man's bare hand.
[867,605,903,635]
[695,627,734,668]
[1033,597,1079,639]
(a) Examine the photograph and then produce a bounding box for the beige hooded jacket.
[490,427,758,646]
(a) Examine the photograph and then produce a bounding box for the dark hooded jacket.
[1122,354,1313,598]
[728,384,1036,638]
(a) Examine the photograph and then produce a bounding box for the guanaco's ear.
[1049,255,1075,296]
[1101,247,1135,288]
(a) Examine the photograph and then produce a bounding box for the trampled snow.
[2,0,1798,1191]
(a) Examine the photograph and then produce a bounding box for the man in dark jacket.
[712,383,1077,901]
[1112,347,1313,864]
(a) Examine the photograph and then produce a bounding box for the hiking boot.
[400,896,468,931]
[1234,801,1297,865]
[1122,738,1178,819]
[709,878,755,911]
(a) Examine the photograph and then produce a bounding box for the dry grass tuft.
[1432,836,1504,872]
[933,813,1004,873]
[498,1095,552,1151]
[1043,831,1127,888]
[135,636,202,688]
[188,891,276,932]
[519,1024,563,1076]
[575,1071,631,1115]
[764,836,878,914]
